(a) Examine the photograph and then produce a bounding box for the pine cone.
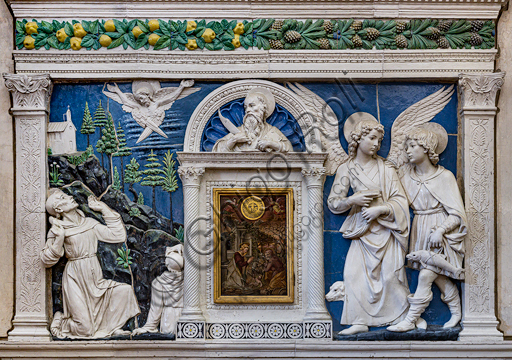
[351,34,363,47]
[323,20,334,34]
[436,36,450,49]
[269,39,284,49]
[395,34,408,48]
[365,27,380,41]
[437,20,453,33]
[271,20,284,31]
[284,30,301,43]
[471,20,484,33]
[426,27,441,40]
[396,21,407,33]
[318,37,330,49]
[350,20,363,31]
[469,32,483,46]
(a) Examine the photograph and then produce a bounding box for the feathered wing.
[102,83,139,113]
[286,82,348,175]
[153,86,202,111]
[387,85,455,168]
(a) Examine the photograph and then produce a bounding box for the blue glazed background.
[49,81,459,332]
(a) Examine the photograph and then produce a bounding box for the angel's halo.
[343,112,379,143]
[132,80,161,98]
[420,122,448,154]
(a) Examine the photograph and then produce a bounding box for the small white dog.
[325,281,345,302]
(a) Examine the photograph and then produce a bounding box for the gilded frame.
[213,187,294,304]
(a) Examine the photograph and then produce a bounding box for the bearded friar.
[212,88,293,153]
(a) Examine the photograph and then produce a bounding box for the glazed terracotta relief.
[44,79,462,340]
[18,18,494,51]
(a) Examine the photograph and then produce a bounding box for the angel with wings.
[103,80,200,143]
[288,83,459,335]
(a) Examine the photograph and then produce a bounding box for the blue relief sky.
[50,80,459,330]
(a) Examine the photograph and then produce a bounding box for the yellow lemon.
[104,20,116,32]
[23,36,35,49]
[234,22,245,35]
[202,28,215,43]
[148,20,159,32]
[73,23,87,38]
[56,29,68,43]
[186,39,198,50]
[99,34,112,47]
[70,37,82,50]
[148,33,160,46]
[132,26,143,39]
[232,34,241,48]
[25,22,38,35]
[186,20,197,32]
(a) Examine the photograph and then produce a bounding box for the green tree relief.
[93,100,108,167]
[113,121,132,191]
[141,150,164,212]
[125,157,142,202]
[161,150,178,234]
[80,102,96,147]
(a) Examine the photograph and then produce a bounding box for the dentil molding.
[13,50,496,80]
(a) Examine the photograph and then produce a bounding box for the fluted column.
[302,167,331,321]
[458,72,505,341]
[178,166,205,322]
[3,73,52,341]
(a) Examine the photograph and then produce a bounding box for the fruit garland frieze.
[16,18,494,51]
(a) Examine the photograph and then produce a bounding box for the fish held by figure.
[407,250,465,280]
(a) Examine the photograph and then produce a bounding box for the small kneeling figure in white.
[133,244,184,336]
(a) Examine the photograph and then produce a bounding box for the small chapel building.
[48,106,77,155]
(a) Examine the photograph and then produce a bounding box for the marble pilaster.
[3,73,52,341]
[458,72,505,342]
[302,167,331,322]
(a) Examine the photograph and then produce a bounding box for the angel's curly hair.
[405,127,439,165]
[348,120,384,159]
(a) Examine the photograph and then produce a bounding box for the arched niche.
[183,79,321,153]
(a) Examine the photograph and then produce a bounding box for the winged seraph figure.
[103,80,200,143]
[286,82,454,174]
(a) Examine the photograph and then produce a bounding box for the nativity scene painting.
[213,189,294,304]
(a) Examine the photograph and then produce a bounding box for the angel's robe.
[328,158,410,326]
[41,210,140,338]
[400,165,467,279]
[212,122,292,153]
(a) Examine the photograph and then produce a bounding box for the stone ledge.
[1,340,512,358]
[13,49,496,80]
[6,0,507,20]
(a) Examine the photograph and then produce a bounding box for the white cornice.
[7,0,508,20]
[13,49,496,80]
[177,152,328,169]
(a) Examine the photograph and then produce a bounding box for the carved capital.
[459,72,505,109]
[178,166,205,185]
[302,167,326,187]
[3,73,52,111]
